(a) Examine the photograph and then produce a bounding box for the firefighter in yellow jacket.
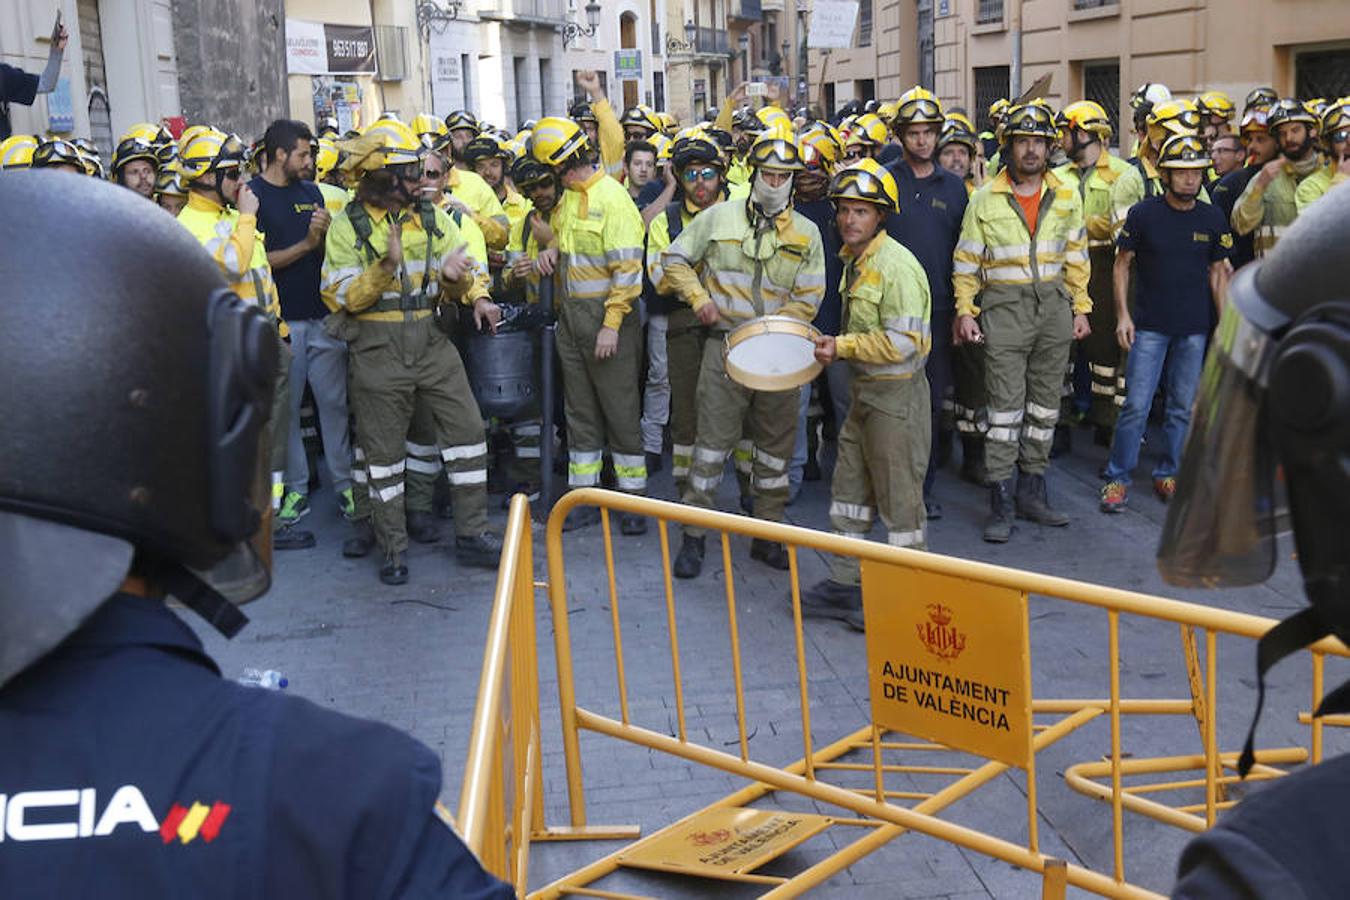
[953,102,1091,544]
[176,127,314,551]
[321,120,503,584]
[659,131,826,578]
[530,117,649,534]
[800,160,933,629]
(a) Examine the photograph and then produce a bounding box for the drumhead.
[724,320,822,391]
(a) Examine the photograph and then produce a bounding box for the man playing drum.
[799,159,933,629]
[659,130,826,579]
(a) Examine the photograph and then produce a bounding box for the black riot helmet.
[1158,180,1350,775]
[0,171,279,687]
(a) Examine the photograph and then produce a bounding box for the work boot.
[1050,424,1072,458]
[379,551,409,585]
[959,436,987,486]
[277,491,310,525]
[750,538,790,571]
[342,519,375,558]
[797,579,865,631]
[620,512,647,536]
[983,480,1015,543]
[273,523,316,550]
[925,497,943,520]
[1015,471,1070,526]
[673,535,705,579]
[455,532,503,569]
[406,509,441,544]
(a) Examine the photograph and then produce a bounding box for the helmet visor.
[1157,297,1282,588]
[897,97,943,123]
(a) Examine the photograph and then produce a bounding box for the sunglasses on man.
[681,166,719,183]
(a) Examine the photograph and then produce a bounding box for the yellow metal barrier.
[460,489,1350,898]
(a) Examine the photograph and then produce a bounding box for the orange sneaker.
[1100,481,1128,513]
[1154,476,1177,502]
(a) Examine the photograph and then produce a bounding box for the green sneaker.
[338,487,356,520]
[278,491,310,525]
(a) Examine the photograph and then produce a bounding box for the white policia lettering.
[0,785,158,841]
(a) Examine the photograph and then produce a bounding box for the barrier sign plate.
[618,807,832,877]
[862,561,1033,768]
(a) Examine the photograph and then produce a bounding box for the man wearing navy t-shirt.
[1100,134,1233,513]
[884,88,969,519]
[250,120,354,531]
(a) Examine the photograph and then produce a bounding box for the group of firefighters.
[4,76,1346,622]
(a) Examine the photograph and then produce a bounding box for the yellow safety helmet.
[111,136,160,175]
[1321,99,1350,147]
[878,100,900,124]
[845,113,889,148]
[1146,98,1202,146]
[747,132,803,172]
[1156,133,1211,170]
[944,111,975,133]
[31,138,87,173]
[0,134,39,170]
[1266,97,1319,133]
[1243,86,1279,114]
[938,117,979,154]
[650,132,673,163]
[178,124,211,149]
[530,116,590,167]
[463,133,514,165]
[1061,100,1113,141]
[360,119,424,166]
[411,113,448,146]
[756,105,793,133]
[1004,102,1058,140]
[799,124,842,173]
[988,97,1011,126]
[154,162,190,199]
[314,137,340,179]
[892,86,944,128]
[1196,90,1235,124]
[179,128,249,182]
[446,110,479,133]
[656,111,679,135]
[1239,107,1270,139]
[829,158,899,214]
[620,105,661,136]
[670,131,722,171]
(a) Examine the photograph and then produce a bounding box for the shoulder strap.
[665,201,684,241]
[346,200,379,262]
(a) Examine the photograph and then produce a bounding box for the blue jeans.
[1103,331,1207,486]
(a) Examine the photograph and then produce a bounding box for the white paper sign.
[807,0,860,49]
[285,19,328,76]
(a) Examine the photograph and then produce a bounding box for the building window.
[974,65,1010,134]
[653,71,665,110]
[857,78,876,103]
[857,0,872,47]
[1083,60,1121,145]
[1297,47,1350,102]
[539,58,551,124]
[374,25,408,82]
[651,0,661,55]
[1072,0,1117,8]
[975,0,1003,26]
[461,53,474,110]
[917,0,934,90]
[824,82,836,117]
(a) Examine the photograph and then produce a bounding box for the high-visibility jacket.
[177,192,287,336]
[503,206,555,304]
[446,168,509,251]
[499,187,531,236]
[320,201,488,321]
[1231,160,1318,258]
[727,157,751,187]
[434,195,488,271]
[660,198,826,328]
[553,168,645,330]
[317,181,351,216]
[1052,150,1145,246]
[1294,160,1347,214]
[952,168,1091,318]
[836,231,932,381]
[591,98,626,182]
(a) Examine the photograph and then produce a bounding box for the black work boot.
[1050,424,1072,458]
[406,509,441,544]
[1015,470,1070,526]
[798,579,865,631]
[983,480,1015,543]
[750,538,790,571]
[620,512,648,536]
[379,551,409,585]
[455,532,503,569]
[342,519,375,558]
[959,436,988,486]
[673,535,705,579]
[273,523,316,550]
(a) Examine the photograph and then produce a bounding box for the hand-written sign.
[807,0,860,49]
[862,561,1033,768]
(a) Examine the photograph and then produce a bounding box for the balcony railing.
[477,0,567,23]
[695,26,729,54]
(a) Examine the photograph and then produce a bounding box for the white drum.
[723,316,823,391]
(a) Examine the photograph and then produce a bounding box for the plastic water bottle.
[238,668,288,690]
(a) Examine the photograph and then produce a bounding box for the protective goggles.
[829,169,896,211]
[895,97,943,123]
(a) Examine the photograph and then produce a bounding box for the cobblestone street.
[200,425,1343,898]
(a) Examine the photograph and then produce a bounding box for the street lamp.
[561,0,602,49]
[415,0,462,40]
[666,19,696,54]
[738,32,749,82]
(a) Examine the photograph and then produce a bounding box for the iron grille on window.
[374,25,407,82]
[857,0,872,47]
[974,65,1010,134]
[1072,0,1117,9]
[1297,49,1350,103]
[1084,61,1121,145]
[976,0,1003,25]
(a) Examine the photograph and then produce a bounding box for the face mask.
[751,172,793,216]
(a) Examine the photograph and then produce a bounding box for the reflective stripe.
[884,315,929,334]
[606,247,643,262]
[1087,238,1114,248]
[1114,395,1125,406]
[351,469,369,483]
[1089,363,1115,377]
[353,446,366,461]
[987,408,1024,425]
[672,443,695,458]
[568,278,611,295]
[795,272,827,289]
[952,258,980,276]
[371,482,405,502]
[368,460,406,479]
[406,440,439,456]
[516,447,541,458]
[566,251,609,269]
[690,472,722,492]
[887,528,925,548]
[1035,239,1066,256]
[987,426,1020,442]
[1091,382,1116,396]
[571,449,603,465]
[569,469,601,487]
[1025,401,1058,420]
[442,442,488,461]
[753,446,788,471]
[955,419,982,433]
[1024,424,1055,442]
[989,243,1028,261]
[694,446,728,464]
[405,458,442,474]
[448,468,488,485]
[985,264,1034,282]
[512,423,542,436]
[955,238,985,256]
[611,452,646,470]
[717,270,755,290]
[616,475,647,490]
[613,269,641,289]
[754,474,790,490]
[829,500,874,522]
[1039,261,1064,279]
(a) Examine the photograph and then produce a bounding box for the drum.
[464,328,536,419]
[723,315,822,391]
